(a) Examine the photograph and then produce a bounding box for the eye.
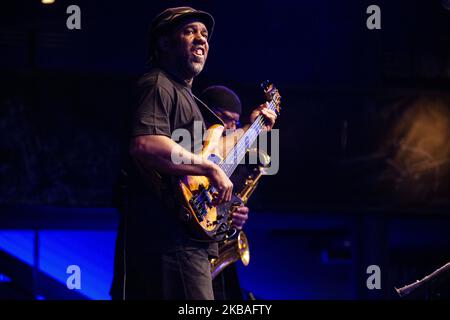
[184,28,194,35]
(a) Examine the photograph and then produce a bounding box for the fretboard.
[219,98,277,178]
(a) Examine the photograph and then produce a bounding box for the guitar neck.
[219,99,277,178]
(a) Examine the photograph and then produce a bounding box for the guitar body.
[177,124,243,241]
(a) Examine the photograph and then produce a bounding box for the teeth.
[195,49,203,55]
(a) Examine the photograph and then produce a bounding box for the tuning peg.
[276,105,282,115]
[260,80,272,92]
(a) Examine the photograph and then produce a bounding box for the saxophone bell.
[211,231,250,280]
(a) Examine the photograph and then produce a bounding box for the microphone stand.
[395,262,450,298]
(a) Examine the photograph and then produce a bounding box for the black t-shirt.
[125,68,221,257]
[132,69,205,150]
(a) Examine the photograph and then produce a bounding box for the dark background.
[0,0,449,300]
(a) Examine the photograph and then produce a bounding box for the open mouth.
[192,47,205,57]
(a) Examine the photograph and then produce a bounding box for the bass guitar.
[177,81,281,241]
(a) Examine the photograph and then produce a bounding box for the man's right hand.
[130,135,233,204]
[207,164,233,204]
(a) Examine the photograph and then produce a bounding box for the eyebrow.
[222,111,239,121]
[184,23,208,33]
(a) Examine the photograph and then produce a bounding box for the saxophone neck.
[238,171,264,204]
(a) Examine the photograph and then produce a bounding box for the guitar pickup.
[204,191,213,205]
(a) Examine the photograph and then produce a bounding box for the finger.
[266,109,277,118]
[232,212,248,221]
[261,109,276,122]
[226,186,232,202]
[231,217,246,229]
[225,186,231,203]
[222,190,227,203]
[262,120,274,131]
[262,108,277,120]
[232,215,245,225]
[232,210,248,218]
[229,183,234,201]
[261,106,274,113]
[236,206,249,214]
[217,188,225,204]
[221,186,229,203]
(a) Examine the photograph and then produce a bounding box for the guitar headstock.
[261,80,281,115]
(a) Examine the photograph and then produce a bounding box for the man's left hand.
[249,103,278,131]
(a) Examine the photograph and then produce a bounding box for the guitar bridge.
[189,184,215,222]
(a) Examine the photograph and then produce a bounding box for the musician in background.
[200,85,250,300]
[110,7,277,300]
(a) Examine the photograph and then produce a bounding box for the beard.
[186,55,205,77]
[176,52,206,78]
[188,59,204,76]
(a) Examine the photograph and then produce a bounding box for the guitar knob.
[180,211,190,222]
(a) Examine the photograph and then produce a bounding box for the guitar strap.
[192,93,225,128]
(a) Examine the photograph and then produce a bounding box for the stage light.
[379,96,450,202]
[41,0,55,4]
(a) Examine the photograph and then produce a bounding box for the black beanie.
[200,85,242,115]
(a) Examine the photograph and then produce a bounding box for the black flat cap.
[149,7,215,46]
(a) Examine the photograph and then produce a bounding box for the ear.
[158,35,170,53]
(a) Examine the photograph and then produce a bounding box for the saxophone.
[211,148,271,279]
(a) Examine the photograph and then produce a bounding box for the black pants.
[110,200,216,300]
[159,248,214,300]
[111,242,214,300]
[212,264,244,300]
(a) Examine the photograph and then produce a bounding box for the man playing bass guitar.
[110,7,278,300]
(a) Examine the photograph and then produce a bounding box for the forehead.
[174,18,208,32]
[221,110,240,121]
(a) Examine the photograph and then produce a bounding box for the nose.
[224,120,237,131]
[194,31,207,45]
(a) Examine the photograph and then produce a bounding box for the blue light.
[0,273,12,283]
[0,229,116,300]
